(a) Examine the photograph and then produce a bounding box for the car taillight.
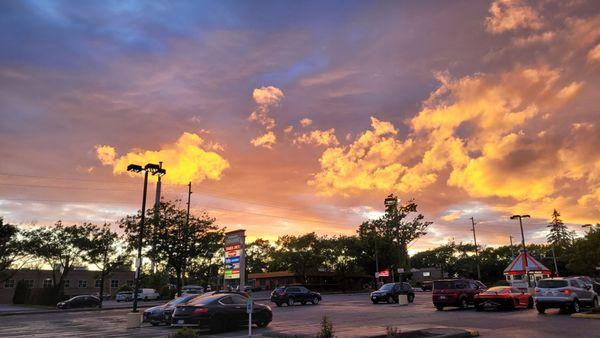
[562,289,571,295]
[193,307,209,314]
[534,288,539,294]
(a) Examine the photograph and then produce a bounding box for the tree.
[86,224,130,307]
[120,200,223,296]
[546,209,573,252]
[565,224,600,276]
[0,218,26,283]
[246,239,274,274]
[22,222,94,297]
[274,232,327,283]
[379,198,432,276]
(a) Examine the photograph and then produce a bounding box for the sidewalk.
[0,300,163,316]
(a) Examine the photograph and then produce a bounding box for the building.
[247,271,372,292]
[0,269,135,304]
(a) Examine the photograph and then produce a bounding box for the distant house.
[0,269,135,304]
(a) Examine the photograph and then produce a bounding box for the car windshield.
[433,281,456,290]
[538,280,568,288]
[167,295,194,306]
[188,294,223,306]
[379,283,394,291]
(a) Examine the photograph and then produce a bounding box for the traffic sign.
[246,299,253,314]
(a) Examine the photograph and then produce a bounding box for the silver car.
[534,277,598,314]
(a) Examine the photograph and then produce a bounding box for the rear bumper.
[535,297,573,308]
[170,315,210,327]
[432,295,460,307]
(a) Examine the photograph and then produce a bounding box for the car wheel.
[593,297,599,308]
[572,300,580,313]
[256,320,270,328]
[536,304,546,314]
[527,297,534,309]
[287,297,294,306]
[459,297,468,309]
[407,294,415,303]
[275,302,282,307]
[256,311,271,328]
[475,304,483,311]
[435,305,444,311]
[150,322,159,326]
[372,300,378,304]
[311,297,320,305]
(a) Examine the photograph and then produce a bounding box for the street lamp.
[510,214,530,287]
[128,163,166,313]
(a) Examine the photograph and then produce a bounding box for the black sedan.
[172,293,272,333]
[57,295,101,309]
[270,285,322,306]
[371,282,415,304]
[144,295,198,326]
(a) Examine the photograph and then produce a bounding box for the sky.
[1,0,599,253]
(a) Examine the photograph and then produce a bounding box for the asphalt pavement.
[0,292,598,337]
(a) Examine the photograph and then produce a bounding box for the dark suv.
[371,282,415,304]
[432,279,486,310]
[270,285,321,307]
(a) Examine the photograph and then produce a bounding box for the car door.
[286,287,300,301]
[574,279,593,303]
[230,295,250,324]
[217,296,241,324]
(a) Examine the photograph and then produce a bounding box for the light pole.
[127,163,166,313]
[510,214,530,287]
[469,217,481,281]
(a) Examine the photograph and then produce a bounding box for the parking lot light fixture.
[127,162,166,313]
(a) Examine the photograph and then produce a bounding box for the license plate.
[177,320,184,324]
[439,296,446,300]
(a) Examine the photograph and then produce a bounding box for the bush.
[26,287,60,306]
[315,316,334,338]
[170,327,197,338]
[12,280,29,304]
[159,285,176,300]
[117,284,133,293]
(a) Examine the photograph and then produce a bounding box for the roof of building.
[504,249,550,275]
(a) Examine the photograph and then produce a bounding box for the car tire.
[372,300,378,304]
[536,304,546,314]
[287,297,294,306]
[407,294,415,303]
[311,297,320,305]
[256,320,270,328]
[275,302,282,307]
[435,305,444,311]
[572,300,580,313]
[301,301,307,305]
[459,297,468,309]
[256,311,271,328]
[593,297,599,308]
[150,322,159,326]
[527,297,534,309]
[475,304,483,311]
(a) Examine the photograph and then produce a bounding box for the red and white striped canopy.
[504,249,550,275]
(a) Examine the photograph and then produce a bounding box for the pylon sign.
[224,230,246,283]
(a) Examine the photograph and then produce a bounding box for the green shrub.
[12,280,29,304]
[159,285,176,300]
[315,316,334,338]
[117,284,133,293]
[26,287,60,305]
[170,327,197,338]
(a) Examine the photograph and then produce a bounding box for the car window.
[570,280,583,288]
[537,280,568,288]
[298,287,309,293]
[379,283,394,291]
[230,295,247,304]
[287,287,300,292]
[433,281,455,290]
[455,282,467,289]
[219,296,234,304]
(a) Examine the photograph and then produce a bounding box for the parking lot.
[0,292,599,337]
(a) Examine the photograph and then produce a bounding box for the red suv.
[432,279,486,310]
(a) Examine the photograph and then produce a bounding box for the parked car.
[370,282,415,304]
[181,285,204,296]
[432,279,486,310]
[171,293,272,333]
[137,288,160,301]
[116,291,134,302]
[270,285,322,307]
[421,281,433,291]
[570,276,600,294]
[143,295,199,326]
[236,285,253,293]
[534,277,599,314]
[474,286,533,311]
[57,295,101,309]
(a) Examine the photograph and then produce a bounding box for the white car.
[116,291,134,302]
[181,285,204,296]
[136,288,160,301]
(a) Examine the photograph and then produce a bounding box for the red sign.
[378,270,390,277]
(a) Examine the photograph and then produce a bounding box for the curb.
[263,327,478,338]
[572,312,600,319]
[0,303,159,317]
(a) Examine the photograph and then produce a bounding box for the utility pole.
[150,161,163,274]
[509,235,515,260]
[179,181,192,296]
[470,217,481,281]
[550,246,558,277]
[510,214,531,288]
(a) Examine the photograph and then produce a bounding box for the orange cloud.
[96,132,229,185]
[485,0,543,34]
[248,86,284,130]
[588,43,600,62]
[250,131,277,149]
[300,118,313,127]
[294,129,339,147]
